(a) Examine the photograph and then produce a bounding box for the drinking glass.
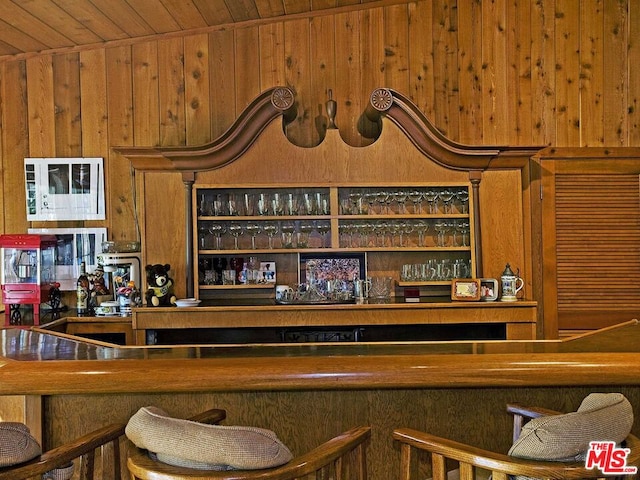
[284,193,298,215]
[271,193,283,216]
[209,223,226,250]
[298,221,315,248]
[394,190,408,214]
[414,220,430,247]
[315,221,331,247]
[423,189,439,214]
[456,189,470,214]
[228,222,244,249]
[257,193,270,216]
[316,192,330,215]
[408,189,424,214]
[263,221,279,249]
[434,220,449,247]
[245,222,262,249]
[280,220,296,248]
[439,188,455,214]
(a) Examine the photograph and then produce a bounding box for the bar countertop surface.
[0,320,638,395]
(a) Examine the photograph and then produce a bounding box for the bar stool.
[0,422,125,480]
[126,407,370,479]
[393,393,640,480]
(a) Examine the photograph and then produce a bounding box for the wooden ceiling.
[0,0,405,62]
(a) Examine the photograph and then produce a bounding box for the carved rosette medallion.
[271,87,295,111]
[369,88,393,112]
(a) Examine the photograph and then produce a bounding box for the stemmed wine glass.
[423,189,439,214]
[375,190,390,214]
[245,222,262,249]
[228,222,244,249]
[280,220,296,248]
[439,188,455,214]
[298,221,315,248]
[414,220,430,247]
[315,221,331,247]
[456,189,470,214]
[208,223,226,250]
[434,220,449,247]
[408,189,424,214]
[394,190,408,214]
[263,221,279,249]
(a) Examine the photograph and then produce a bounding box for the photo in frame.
[28,227,107,290]
[24,157,105,221]
[298,252,367,285]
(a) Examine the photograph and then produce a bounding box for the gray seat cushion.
[126,406,293,470]
[0,422,41,467]
[508,393,633,462]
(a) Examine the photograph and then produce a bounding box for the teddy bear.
[145,263,177,307]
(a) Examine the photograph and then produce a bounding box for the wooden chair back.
[394,403,640,480]
[0,422,125,480]
[127,408,370,480]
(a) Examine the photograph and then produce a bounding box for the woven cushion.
[508,393,633,462]
[126,406,293,470]
[0,422,41,467]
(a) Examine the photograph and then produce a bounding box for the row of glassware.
[199,220,330,250]
[339,219,470,248]
[401,258,472,282]
[198,218,471,251]
[198,191,330,217]
[197,187,470,218]
[340,187,469,215]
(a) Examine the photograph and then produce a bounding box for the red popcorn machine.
[1,234,59,326]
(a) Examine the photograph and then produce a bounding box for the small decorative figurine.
[144,264,177,307]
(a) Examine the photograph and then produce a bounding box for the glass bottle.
[76,261,89,316]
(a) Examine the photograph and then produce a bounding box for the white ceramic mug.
[275,285,294,302]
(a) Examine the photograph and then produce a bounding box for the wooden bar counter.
[0,321,638,479]
[131,299,539,345]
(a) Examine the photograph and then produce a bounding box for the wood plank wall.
[0,0,638,305]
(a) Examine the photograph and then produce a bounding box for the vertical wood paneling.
[52,54,81,157]
[26,56,56,157]
[629,2,640,146]
[335,11,362,146]
[358,7,384,141]
[530,0,555,146]
[209,30,236,138]
[105,46,137,240]
[407,2,434,126]
[383,5,409,95]
[457,1,482,144]
[132,42,160,146]
[482,0,508,144]
[509,0,532,146]
[0,61,28,234]
[235,26,262,112]
[79,49,108,157]
[184,34,212,145]
[555,0,580,147]
[580,0,604,146]
[432,0,458,139]
[603,0,628,146]
[284,19,315,145]
[158,37,186,146]
[309,14,336,138]
[259,23,286,89]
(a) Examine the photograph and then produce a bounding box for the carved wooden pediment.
[114,86,539,174]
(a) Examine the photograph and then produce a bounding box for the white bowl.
[175,298,201,308]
